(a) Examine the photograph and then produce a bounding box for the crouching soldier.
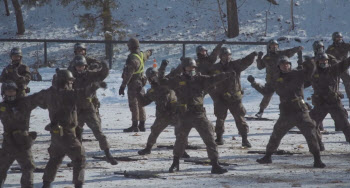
[36,70,86,188]
[160,57,235,174]
[137,62,189,158]
[71,55,117,165]
[248,56,325,168]
[0,81,39,188]
[209,48,258,146]
[309,53,350,150]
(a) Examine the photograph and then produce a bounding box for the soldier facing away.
[209,48,258,146]
[0,47,31,97]
[160,57,235,174]
[119,38,153,132]
[0,81,40,188]
[248,56,325,168]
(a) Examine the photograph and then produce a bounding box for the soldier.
[68,43,102,71]
[137,63,190,158]
[72,55,117,165]
[0,47,31,97]
[37,70,86,188]
[160,57,235,174]
[308,53,350,151]
[248,56,325,168]
[119,37,153,132]
[326,32,350,107]
[254,40,303,118]
[0,81,39,188]
[210,48,258,146]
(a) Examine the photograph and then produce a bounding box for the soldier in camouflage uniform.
[254,40,303,118]
[38,70,86,188]
[0,81,40,188]
[71,55,117,165]
[119,38,153,132]
[137,63,189,158]
[0,47,31,97]
[248,56,325,168]
[326,32,350,107]
[68,43,102,71]
[160,57,234,174]
[210,48,258,146]
[308,53,350,151]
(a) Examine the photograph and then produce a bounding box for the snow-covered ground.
[1,0,350,187]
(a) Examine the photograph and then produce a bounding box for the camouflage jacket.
[326,42,350,61]
[0,62,31,92]
[210,52,256,100]
[121,50,152,88]
[257,47,300,82]
[73,62,109,110]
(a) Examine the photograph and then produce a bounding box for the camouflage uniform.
[255,47,301,113]
[210,52,257,144]
[0,62,31,97]
[0,94,41,188]
[250,57,324,168]
[309,57,350,147]
[326,41,350,104]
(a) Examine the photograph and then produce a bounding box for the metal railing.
[0,38,267,69]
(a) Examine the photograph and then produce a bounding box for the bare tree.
[4,0,10,16]
[11,0,25,34]
[226,0,239,38]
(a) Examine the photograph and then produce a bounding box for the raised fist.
[247,75,255,83]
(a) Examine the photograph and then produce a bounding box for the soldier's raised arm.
[281,46,303,58]
[138,88,154,107]
[247,75,274,95]
[200,72,235,90]
[208,39,226,63]
[87,61,109,82]
[230,51,258,72]
[256,52,265,70]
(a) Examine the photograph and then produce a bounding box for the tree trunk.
[102,0,113,61]
[290,0,295,30]
[11,0,25,34]
[4,0,10,16]
[226,0,239,38]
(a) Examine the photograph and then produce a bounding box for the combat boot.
[181,151,190,158]
[255,109,264,118]
[215,134,225,145]
[138,121,146,132]
[123,121,139,132]
[42,181,52,188]
[211,159,228,174]
[75,183,83,188]
[313,152,326,168]
[169,157,180,173]
[1,179,4,188]
[104,149,118,165]
[241,134,252,148]
[138,145,152,155]
[256,153,272,164]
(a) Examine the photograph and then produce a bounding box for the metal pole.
[108,41,113,69]
[44,41,47,66]
[182,43,186,57]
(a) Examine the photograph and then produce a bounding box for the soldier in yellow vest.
[119,38,153,132]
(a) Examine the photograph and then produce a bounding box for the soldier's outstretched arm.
[201,72,235,90]
[138,89,154,107]
[247,75,274,95]
[209,39,226,63]
[24,89,50,110]
[332,57,350,75]
[282,46,303,58]
[256,52,265,70]
[87,61,109,82]
[302,57,316,81]
[231,51,258,72]
[158,60,169,78]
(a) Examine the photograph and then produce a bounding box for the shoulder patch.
[265,57,271,60]
[276,77,283,82]
[329,47,335,50]
[148,88,154,93]
[0,106,6,112]
[179,81,186,86]
[314,74,319,78]
[214,70,221,74]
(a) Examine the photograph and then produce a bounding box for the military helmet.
[145,67,158,79]
[267,39,279,52]
[196,46,207,54]
[278,55,291,65]
[181,57,197,68]
[332,32,343,41]
[73,55,88,67]
[1,81,18,95]
[312,41,324,53]
[127,37,140,49]
[315,52,329,61]
[10,47,22,57]
[56,69,75,82]
[74,43,86,51]
[220,47,232,56]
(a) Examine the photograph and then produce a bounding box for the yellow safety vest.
[132,52,144,75]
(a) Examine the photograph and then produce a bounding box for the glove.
[149,49,154,55]
[100,82,107,89]
[119,85,125,96]
[247,75,255,83]
[258,51,263,59]
[161,59,169,67]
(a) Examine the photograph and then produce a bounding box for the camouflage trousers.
[43,131,86,185]
[76,108,110,150]
[173,112,218,160]
[0,143,35,188]
[259,90,274,111]
[128,86,146,121]
[213,98,249,136]
[265,111,320,155]
[309,101,350,143]
[340,70,350,101]
[146,113,178,148]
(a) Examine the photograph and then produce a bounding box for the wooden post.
[11,0,25,34]
[290,0,295,30]
[226,0,239,38]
